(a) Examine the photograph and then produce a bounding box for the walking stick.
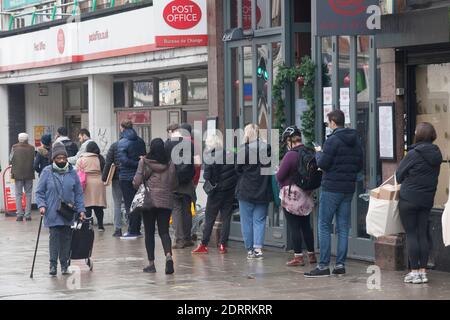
[30,215,43,279]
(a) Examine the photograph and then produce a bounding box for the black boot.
[49,265,57,276]
[165,255,174,275]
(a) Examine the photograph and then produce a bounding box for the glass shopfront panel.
[415,63,450,209]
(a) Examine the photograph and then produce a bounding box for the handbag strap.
[51,171,66,203]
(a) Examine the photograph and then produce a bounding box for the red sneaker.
[192,244,208,254]
[219,244,227,254]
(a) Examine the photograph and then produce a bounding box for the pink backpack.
[279,184,314,216]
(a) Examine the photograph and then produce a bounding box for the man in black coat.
[305,110,363,278]
[102,140,124,237]
[117,120,146,239]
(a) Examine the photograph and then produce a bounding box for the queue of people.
[8,110,444,284]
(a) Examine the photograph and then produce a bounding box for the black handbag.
[52,173,77,221]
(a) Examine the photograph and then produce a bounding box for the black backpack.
[294,147,322,191]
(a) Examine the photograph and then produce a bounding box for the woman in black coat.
[191,134,238,255]
[396,122,442,285]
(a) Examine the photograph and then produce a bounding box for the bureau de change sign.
[316,0,381,36]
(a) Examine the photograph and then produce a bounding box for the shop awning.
[376,7,450,48]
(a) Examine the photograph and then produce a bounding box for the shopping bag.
[77,159,87,191]
[366,175,404,238]
[130,184,147,213]
[442,201,450,247]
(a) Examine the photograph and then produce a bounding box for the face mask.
[56,161,67,168]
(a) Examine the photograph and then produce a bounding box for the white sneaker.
[253,249,264,260]
[404,272,422,284]
[420,272,429,283]
[247,250,256,260]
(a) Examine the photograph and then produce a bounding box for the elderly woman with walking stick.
[35,142,86,276]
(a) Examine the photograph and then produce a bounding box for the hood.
[81,152,98,158]
[333,128,359,147]
[37,146,50,156]
[144,158,169,173]
[411,143,443,167]
[122,128,138,141]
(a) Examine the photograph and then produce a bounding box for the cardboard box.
[370,184,401,200]
[379,184,401,200]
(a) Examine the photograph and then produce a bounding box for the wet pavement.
[1,211,450,300]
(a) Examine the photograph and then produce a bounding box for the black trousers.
[120,180,142,234]
[399,199,430,269]
[283,209,315,254]
[86,206,104,228]
[202,189,235,246]
[142,208,172,261]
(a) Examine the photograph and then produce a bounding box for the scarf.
[52,162,69,174]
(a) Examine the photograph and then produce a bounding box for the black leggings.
[142,208,172,261]
[86,206,104,228]
[399,199,430,270]
[283,209,315,254]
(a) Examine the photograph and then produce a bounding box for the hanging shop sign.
[0,5,207,72]
[154,0,208,47]
[316,0,380,36]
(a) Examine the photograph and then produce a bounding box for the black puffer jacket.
[396,142,442,209]
[316,128,363,193]
[102,141,120,182]
[117,128,146,181]
[204,149,238,193]
[235,139,272,204]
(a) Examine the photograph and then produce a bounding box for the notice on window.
[379,105,395,159]
[323,87,332,105]
[323,105,333,122]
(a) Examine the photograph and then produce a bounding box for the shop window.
[114,82,125,108]
[243,46,253,126]
[294,0,311,23]
[294,33,311,65]
[159,79,182,106]
[187,77,208,101]
[184,110,207,136]
[69,87,81,109]
[133,81,154,107]
[415,63,450,209]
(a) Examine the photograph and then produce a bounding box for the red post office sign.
[163,0,202,30]
[155,0,208,48]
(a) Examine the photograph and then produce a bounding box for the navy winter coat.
[316,128,363,194]
[117,129,146,181]
[396,142,442,209]
[204,149,238,193]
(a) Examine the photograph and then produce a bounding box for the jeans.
[202,189,235,246]
[86,206,104,229]
[238,200,268,251]
[14,179,33,218]
[283,209,315,254]
[120,180,142,235]
[49,226,72,268]
[399,199,430,270]
[318,190,353,268]
[112,179,124,230]
[142,208,172,261]
[172,193,193,245]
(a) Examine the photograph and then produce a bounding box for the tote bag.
[366,175,404,238]
[442,172,450,247]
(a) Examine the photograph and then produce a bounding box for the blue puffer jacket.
[117,128,146,181]
[316,128,363,194]
[35,165,85,228]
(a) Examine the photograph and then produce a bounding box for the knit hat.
[41,134,51,147]
[18,133,28,143]
[52,142,68,160]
